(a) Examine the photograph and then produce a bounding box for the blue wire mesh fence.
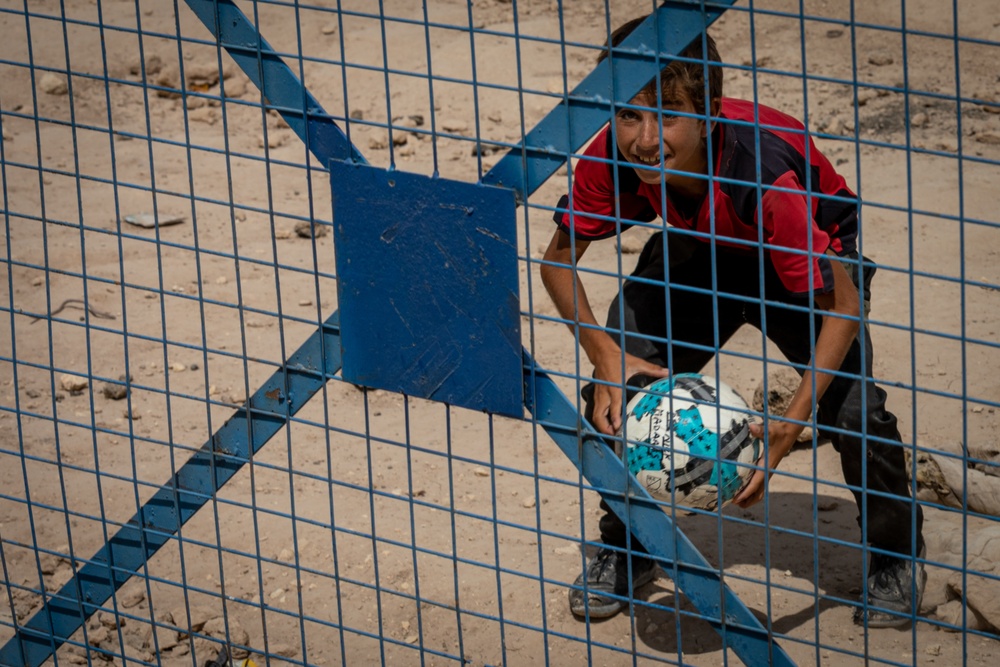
[2,1,999,665]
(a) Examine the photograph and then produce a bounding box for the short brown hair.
[598,16,723,116]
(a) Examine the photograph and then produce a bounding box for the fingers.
[591,386,618,435]
[734,473,765,508]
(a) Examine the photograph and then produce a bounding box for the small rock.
[408,114,425,126]
[155,65,182,97]
[187,107,219,125]
[350,109,364,120]
[321,24,337,35]
[910,112,928,128]
[522,497,536,509]
[294,221,328,239]
[170,362,186,372]
[101,381,127,400]
[368,133,389,150]
[184,63,220,88]
[975,133,1000,145]
[278,548,294,562]
[120,588,145,609]
[441,119,468,133]
[856,88,877,106]
[222,77,247,98]
[60,374,89,392]
[144,54,163,76]
[39,72,68,95]
[473,467,489,477]
[867,53,894,67]
[98,610,122,629]
[270,588,285,600]
[274,229,292,240]
[202,616,249,658]
[826,28,844,38]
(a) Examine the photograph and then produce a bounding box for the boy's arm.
[733,256,860,508]
[540,228,670,435]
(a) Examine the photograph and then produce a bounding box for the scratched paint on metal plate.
[331,162,522,417]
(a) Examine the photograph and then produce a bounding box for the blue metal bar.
[183,0,365,166]
[522,352,794,666]
[481,0,737,201]
[0,315,342,666]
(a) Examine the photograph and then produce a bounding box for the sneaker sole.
[569,568,657,619]
[853,567,927,629]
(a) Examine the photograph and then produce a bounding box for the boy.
[540,17,925,628]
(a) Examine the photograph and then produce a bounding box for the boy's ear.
[702,97,722,137]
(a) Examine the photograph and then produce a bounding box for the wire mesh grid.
[1,1,999,666]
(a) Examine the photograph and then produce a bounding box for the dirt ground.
[2,1,1000,665]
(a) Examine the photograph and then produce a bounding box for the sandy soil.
[2,1,999,665]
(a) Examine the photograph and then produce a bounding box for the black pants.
[587,232,923,557]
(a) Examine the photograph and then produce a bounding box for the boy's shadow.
[595,487,867,655]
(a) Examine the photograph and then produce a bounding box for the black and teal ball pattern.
[622,373,760,509]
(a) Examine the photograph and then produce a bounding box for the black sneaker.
[568,547,657,619]
[853,544,926,628]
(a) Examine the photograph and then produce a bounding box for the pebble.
[522,497,536,508]
[868,53,894,66]
[101,382,128,401]
[441,119,468,133]
[120,588,145,609]
[39,72,68,95]
[473,466,489,477]
[60,374,89,392]
[295,221,327,238]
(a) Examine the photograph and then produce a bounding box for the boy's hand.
[590,351,670,435]
[732,420,799,508]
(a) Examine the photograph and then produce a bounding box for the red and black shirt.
[554,97,858,296]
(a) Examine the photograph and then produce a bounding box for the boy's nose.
[637,114,661,152]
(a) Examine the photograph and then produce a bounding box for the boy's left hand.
[732,420,800,508]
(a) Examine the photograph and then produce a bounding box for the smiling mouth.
[632,154,663,167]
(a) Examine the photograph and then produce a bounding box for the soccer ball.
[622,373,760,510]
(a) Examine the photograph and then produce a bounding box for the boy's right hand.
[590,350,670,435]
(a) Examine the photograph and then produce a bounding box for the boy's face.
[613,89,710,193]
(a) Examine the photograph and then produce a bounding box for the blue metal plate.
[331,162,522,417]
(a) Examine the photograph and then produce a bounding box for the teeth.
[635,155,660,165]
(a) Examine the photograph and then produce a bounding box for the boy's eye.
[615,109,640,122]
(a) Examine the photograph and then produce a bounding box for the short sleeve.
[761,170,834,295]
[553,128,657,240]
